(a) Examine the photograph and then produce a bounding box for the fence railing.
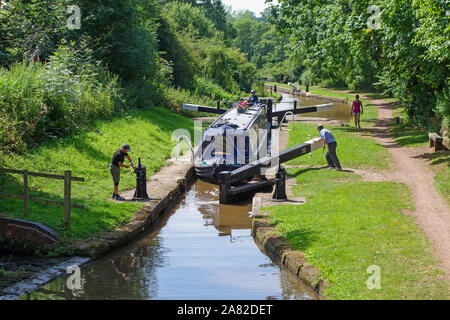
[0,168,85,228]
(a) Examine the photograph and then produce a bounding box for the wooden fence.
[0,168,85,228]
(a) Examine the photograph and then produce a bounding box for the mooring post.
[273,166,288,201]
[294,100,297,110]
[23,170,28,217]
[267,99,273,128]
[217,100,221,110]
[274,85,277,93]
[219,171,232,204]
[63,170,71,229]
[133,157,149,200]
[306,84,309,92]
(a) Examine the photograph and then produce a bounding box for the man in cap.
[317,125,342,171]
[248,89,259,104]
[110,144,136,201]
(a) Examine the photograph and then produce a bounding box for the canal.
[5,93,347,300]
[20,181,317,300]
[275,92,351,123]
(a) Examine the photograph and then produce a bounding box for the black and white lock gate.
[218,137,323,204]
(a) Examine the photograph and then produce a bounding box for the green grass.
[266,168,450,299]
[265,89,282,101]
[266,81,292,90]
[416,151,450,205]
[287,124,391,170]
[391,106,429,147]
[0,107,194,240]
[435,166,450,205]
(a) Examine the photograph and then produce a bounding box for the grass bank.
[267,168,449,299]
[417,150,450,205]
[0,107,193,242]
[266,119,449,299]
[286,124,391,170]
[390,105,429,147]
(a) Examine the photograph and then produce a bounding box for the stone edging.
[75,164,196,258]
[0,256,90,300]
[251,193,329,299]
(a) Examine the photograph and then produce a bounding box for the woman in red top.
[351,95,363,129]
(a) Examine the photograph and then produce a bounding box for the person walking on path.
[317,124,342,171]
[351,95,363,129]
[110,144,136,201]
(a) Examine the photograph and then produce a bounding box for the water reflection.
[274,92,351,123]
[23,181,316,300]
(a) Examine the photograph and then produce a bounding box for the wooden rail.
[0,167,85,228]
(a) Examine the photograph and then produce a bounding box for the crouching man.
[317,124,342,171]
[110,144,136,201]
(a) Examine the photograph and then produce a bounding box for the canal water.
[274,92,351,123]
[21,181,317,300]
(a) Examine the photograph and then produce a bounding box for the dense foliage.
[231,9,295,82]
[0,0,270,152]
[268,0,449,131]
[1,0,447,151]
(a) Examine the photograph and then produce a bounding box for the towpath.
[368,98,450,280]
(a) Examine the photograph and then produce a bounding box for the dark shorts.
[110,164,120,185]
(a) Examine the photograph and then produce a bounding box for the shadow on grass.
[414,150,450,166]
[394,134,429,146]
[287,167,323,177]
[332,126,372,134]
[287,166,357,177]
[285,228,320,252]
[71,134,112,164]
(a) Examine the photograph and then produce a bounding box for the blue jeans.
[326,142,342,169]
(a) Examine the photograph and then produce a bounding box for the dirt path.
[367,98,450,280]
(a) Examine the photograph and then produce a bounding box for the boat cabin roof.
[210,103,266,130]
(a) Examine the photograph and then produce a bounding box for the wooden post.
[294,100,297,110]
[63,170,71,228]
[217,100,220,110]
[270,86,273,96]
[219,171,231,204]
[23,170,28,217]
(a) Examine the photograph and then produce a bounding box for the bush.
[162,86,213,114]
[0,47,122,153]
[300,69,314,86]
[193,77,238,102]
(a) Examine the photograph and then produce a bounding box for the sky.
[221,0,276,17]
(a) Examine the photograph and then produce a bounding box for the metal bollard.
[133,158,149,200]
[273,166,288,201]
